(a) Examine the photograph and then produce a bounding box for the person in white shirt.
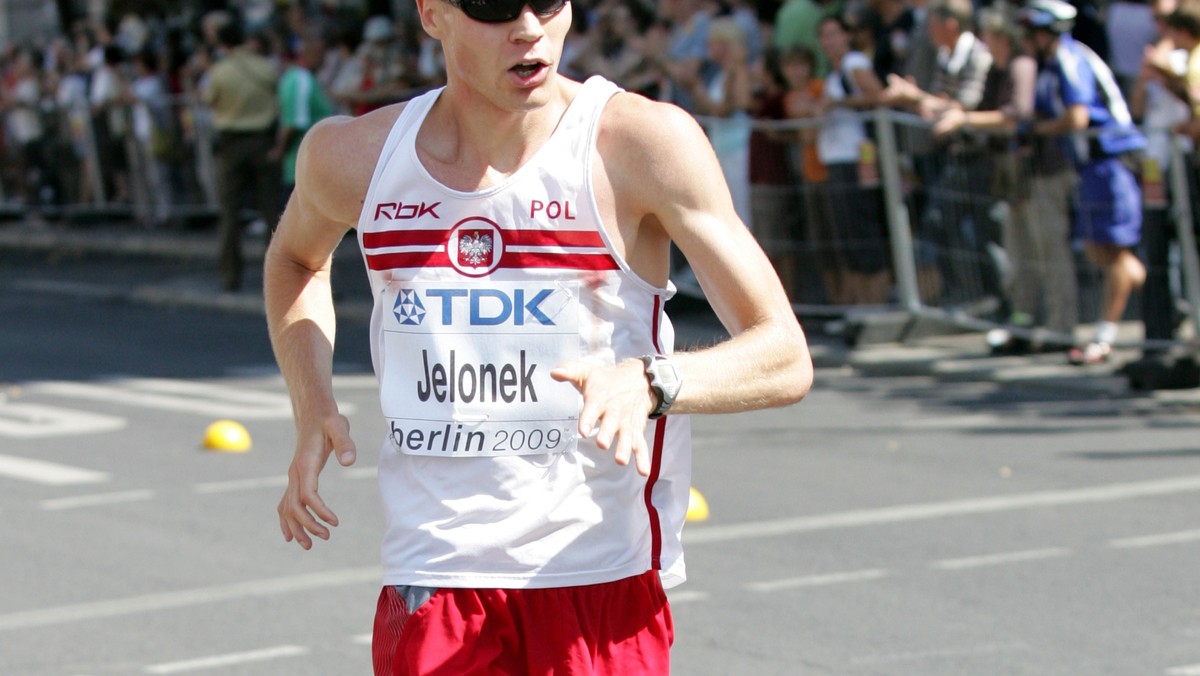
[815,14,891,305]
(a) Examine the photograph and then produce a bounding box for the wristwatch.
[640,354,682,419]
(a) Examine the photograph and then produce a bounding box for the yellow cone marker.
[686,486,709,522]
[203,420,252,453]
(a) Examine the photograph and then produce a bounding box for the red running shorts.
[372,570,674,675]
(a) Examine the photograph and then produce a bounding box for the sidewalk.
[0,217,373,320]
[3,217,1198,403]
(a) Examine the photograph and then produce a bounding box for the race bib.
[380,280,582,457]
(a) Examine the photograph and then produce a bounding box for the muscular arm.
[607,99,812,414]
[265,112,388,548]
[553,95,812,474]
[265,134,348,433]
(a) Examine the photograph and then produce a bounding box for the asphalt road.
[2,250,1200,675]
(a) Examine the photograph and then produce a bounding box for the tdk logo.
[396,288,557,327]
[394,289,427,325]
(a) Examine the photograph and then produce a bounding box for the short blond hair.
[707,17,746,47]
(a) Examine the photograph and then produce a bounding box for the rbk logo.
[375,201,442,220]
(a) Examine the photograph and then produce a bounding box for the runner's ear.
[417,0,450,40]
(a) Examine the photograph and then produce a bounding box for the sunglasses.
[445,0,568,23]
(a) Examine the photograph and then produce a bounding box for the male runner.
[265,0,813,671]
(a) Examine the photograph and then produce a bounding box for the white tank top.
[357,76,692,590]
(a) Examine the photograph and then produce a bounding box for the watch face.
[652,358,681,399]
[643,355,681,418]
[656,362,679,388]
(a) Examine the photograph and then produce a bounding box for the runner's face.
[424,0,572,109]
[444,0,568,24]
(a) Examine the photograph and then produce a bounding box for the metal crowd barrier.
[3,98,1199,356]
[695,109,1200,355]
[0,95,218,227]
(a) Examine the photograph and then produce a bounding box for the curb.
[5,220,1195,398]
[0,222,247,260]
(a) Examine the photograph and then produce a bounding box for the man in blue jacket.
[1021,0,1147,364]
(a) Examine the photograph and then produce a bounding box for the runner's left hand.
[551,359,655,476]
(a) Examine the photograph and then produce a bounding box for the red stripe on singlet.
[503,230,607,248]
[362,228,606,250]
[643,295,665,570]
[363,227,618,272]
[499,252,620,271]
[365,250,452,270]
[364,250,619,272]
[362,229,449,248]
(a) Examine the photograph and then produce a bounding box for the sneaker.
[1067,342,1111,366]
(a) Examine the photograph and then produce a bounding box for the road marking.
[854,643,1032,667]
[665,590,709,604]
[333,374,381,389]
[901,413,1008,429]
[1109,529,1200,549]
[896,411,1131,432]
[685,474,1200,544]
[745,569,889,592]
[194,468,374,495]
[0,566,381,632]
[194,476,287,494]
[0,402,126,438]
[850,642,1029,666]
[30,379,315,419]
[143,645,309,674]
[342,467,378,480]
[41,490,155,511]
[0,454,110,486]
[1167,664,1200,675]
[932,547,1071,571]
[351,633,373,645]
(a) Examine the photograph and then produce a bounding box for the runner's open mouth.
[511,62,543,77]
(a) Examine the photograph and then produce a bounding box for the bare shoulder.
[597,93,709,174]
[296,103,408,228]
[596,92,730,221]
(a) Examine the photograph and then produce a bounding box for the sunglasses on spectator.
[445,0,568,23]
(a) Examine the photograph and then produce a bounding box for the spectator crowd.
[2,0,1199,365]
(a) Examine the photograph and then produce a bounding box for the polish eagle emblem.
[457,231,493,267]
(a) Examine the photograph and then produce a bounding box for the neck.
[419,78,577,190]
